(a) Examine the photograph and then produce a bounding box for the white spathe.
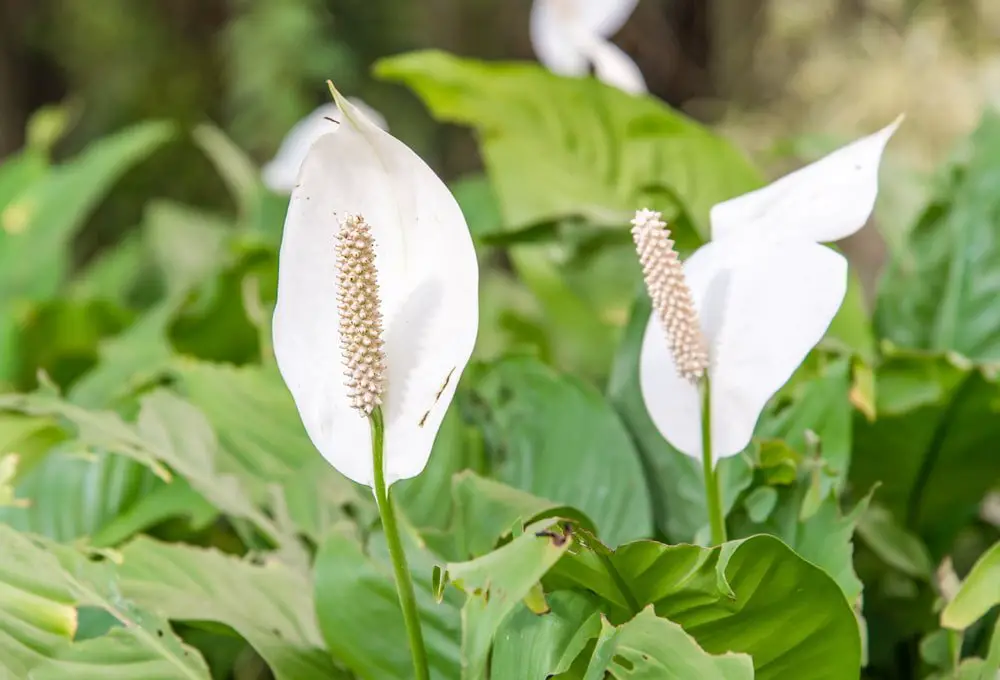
[639,117,902,463]
[272,86,479,488]
[530,0,647,94]
[262,99,388,194]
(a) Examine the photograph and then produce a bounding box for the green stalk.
[370,407,429,680]
[700,378,727,545]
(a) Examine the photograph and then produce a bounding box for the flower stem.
[370,407,429,680]
[700,378,727,545]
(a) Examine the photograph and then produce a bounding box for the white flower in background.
[636,118,902,463]
[262,99,388,194]
[530,0,647,94]
[272,87,479,488]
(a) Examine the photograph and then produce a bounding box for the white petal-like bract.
[639,239,848,461]
[272,88,479,488]
[262,99,388,195]
[579,35,648,94]
[530,0,644,93]
[638,119,900,463]
[710,117,902,244]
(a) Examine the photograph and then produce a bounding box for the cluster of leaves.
[0,50,998,679]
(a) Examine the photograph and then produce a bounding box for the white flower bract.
[530,0,647,94]
[272,86,479,488]
[638,117,902,464]
[262,99,388,194]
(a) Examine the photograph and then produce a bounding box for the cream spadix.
[272,85,479,488]
[637,118,902,463]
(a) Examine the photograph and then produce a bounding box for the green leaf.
[29,626,209,680]
[876,112,1000,360]
[440,518,574,679]
[473,356,652,546]
[607,294,752,542]
[582,607,755,680]
[507,245,616,379]
[942,541,1000,630]
[170,360,319,482]
[0,524,211,679]
[0,526,79,677]
[0,450,158,542]
[170,360,368,539]
[607,534,861,679]
[314,531,462,679]
[375,51,760,236]
[851,350,1000,553]
[855,504,934,580]
[69,301,179,408]
[449,471,597,559]
[0,121,173,302]
[491,591,602,678]
[119,536,342,680]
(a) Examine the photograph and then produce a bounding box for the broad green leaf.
[119,536,341,680]
[942,541,1000,630]
[69,301,179,408]
[851,350,1000,553]
[473,356,652,546]
[876,112,1000,360]
[507,246,616,378]
[604,535,861,679]
[449,471,596,559]
[607,294,752,542]
[143,201,232,297]
[0,121,173,302]
[314,531,462,680]
[134,390,283,543]
[0,525,211,679]
[0,392,172,481]
[14,298,131,390]
[440,518,574,679]
[169,360,317,481]
[582,607,754,680]
[375,51,760,236]
[0,450,157,542]
[68,231,147,306]
[855,504,934,580]
[0,526,78,677]
[90,478,217,548]
[169,360,368,539]
[29,626,210,680]
[491,591,602,679]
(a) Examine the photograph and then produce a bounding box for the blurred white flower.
[272,87,479,488]
[530,0,646,94]
[637,117,902,464]
[262,98,388,194]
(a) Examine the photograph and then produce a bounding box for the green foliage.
[0,44,998,680]
[878,112,1000,359]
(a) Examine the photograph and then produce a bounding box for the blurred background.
[3,0,1000,292]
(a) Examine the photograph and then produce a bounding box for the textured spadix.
[638,117,902,463]
[530,0,646,94]
[272,86,479,488]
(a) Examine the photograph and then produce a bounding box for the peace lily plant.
[530,0,647,94]
[271,82,478,680]
[632,118,902,545]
